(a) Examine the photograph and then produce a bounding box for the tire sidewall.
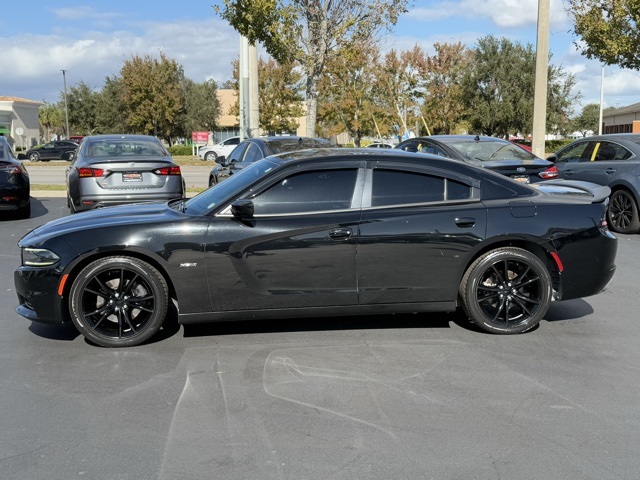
[69,257,168,347]
[461,248,552,334]
[608,190,640,234]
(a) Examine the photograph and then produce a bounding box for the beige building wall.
[602,102,640,134]
[0,96,42,149]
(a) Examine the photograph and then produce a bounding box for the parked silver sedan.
[66,135,185,213]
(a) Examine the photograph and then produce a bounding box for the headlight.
[22,248,60,267]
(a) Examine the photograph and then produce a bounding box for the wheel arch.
[60,249,178,314]
[458,237,561,298]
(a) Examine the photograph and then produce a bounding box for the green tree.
[65,81,100,136]
[120,53,186,144]
[216,0,408,136]
[318,40,386,145]
[95,75,127,134]
[568,0,640,69]
[461,35,578,137]
[183,78,220,134]
[421,42,472,135]
[573,103,601,137]
[258,58,304,134]
[38,102,65,142]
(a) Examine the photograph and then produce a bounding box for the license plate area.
[511,175,530,184]
[122,172,142,182]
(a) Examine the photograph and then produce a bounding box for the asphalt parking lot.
[1,197,639,480]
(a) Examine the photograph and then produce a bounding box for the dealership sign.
[191,131,209,143]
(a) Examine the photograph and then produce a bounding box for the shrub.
[167,145,195,156]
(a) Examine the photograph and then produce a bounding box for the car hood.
[26,201,179,241]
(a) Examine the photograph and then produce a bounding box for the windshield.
[449,141,536,162]
[183,158,280,215]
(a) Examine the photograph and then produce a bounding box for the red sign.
[191,131,209,143]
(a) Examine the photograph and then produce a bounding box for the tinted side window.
[241,143,263,164]
[397,141,420,153]
[227,143,248,163]
[225,137,240,146]
[252,169,358,215]
[555,142,591,163]
[418,142,447,157]
[594,142,632,161]
[372,170,447,206]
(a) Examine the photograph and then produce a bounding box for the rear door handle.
[605,168,616,174]
[329,228,352,240]
[455,217,476,228]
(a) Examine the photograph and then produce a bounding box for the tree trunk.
[305,75,317,137]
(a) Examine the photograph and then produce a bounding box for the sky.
[1,0,640,115]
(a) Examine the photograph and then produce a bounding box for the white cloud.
[412,0,568,29]
[1,19,239,102]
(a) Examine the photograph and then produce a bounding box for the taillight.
[0,165,21,174]
[77,167,106,178]
[154,166,181,176]
[539,166,559,179]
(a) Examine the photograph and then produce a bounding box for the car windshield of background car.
[450,141,536,162]
[184,158,279,215]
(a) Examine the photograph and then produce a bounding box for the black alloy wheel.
[607,190,640,234]
[460,247,552,334]
[69,256,169,347]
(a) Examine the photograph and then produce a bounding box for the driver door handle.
[329,228,352,240]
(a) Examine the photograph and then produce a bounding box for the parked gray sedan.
[66,135,185,213]
[548,134,640,233]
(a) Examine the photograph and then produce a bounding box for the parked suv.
[548,133,640,233]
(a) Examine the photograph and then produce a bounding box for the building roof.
[603,102,640,118]
[0,96,42,105]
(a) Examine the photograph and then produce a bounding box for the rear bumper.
[555,228,618,301]
[72,192,183,211]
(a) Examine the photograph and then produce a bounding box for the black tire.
[67,193,77,214]
[69,256,169,347]
[204,151,218,162]
[607,189,640,234]
[209,174,218,187]
[460,247,552,334]
[29,152,40,162]
[16,201,31,219]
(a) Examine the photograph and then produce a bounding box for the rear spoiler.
[536,179,611,204]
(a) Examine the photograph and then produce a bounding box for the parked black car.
[396,135,558,184]
[24,140,78,162]
[547,134,640,233]
[209,136,335,186]
[0,136,30,218]
[15,149,617,347]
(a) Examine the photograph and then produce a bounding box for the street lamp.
[61,69,70,139]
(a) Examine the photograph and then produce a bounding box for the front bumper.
[14,267,69,325]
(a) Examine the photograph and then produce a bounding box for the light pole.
[61,69,70,139]
[531,0,550,158]
[598,66,605,135]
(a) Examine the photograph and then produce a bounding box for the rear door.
[357,161,487,304]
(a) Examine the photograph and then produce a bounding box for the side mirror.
[546,154,557,163]
[231,199,254,219]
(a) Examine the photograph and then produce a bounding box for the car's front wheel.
[204,151,218,161]
[460,247,552,334]
[69,256,169,347]
[607,189,640,234]
[209,174,218,187]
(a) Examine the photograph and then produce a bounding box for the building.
[0,96,42,150]
[602,102,640,134]
[211,89,307,143]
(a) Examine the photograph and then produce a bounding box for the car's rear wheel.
[607,189,640,234]
[460,247,552,334]
[29,152,40,162]
[69,256,169,347]
[204,151,218,161]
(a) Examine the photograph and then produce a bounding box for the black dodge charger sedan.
[14,149,617,347]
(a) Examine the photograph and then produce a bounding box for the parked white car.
[198,136,240,162]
